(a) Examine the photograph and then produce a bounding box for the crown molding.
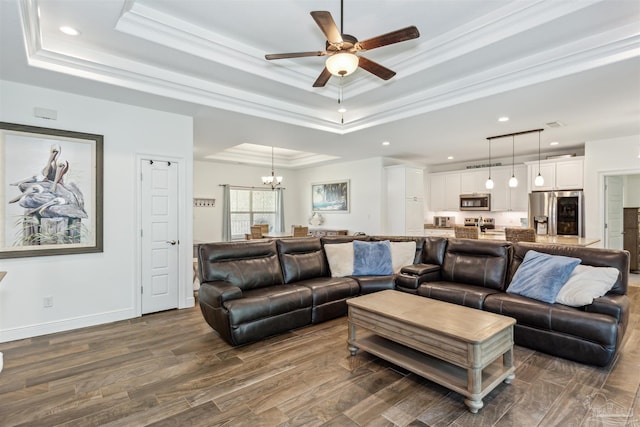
[17,0,640,136]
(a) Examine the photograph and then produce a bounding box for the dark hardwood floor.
[1,282,639,426]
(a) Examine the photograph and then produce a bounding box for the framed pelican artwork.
[0,122,103,258]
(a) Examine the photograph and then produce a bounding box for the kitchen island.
[479,231,600,247]
[423,226,599,247]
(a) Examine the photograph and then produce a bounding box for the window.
[230,188,277,239]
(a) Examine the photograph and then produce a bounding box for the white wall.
[296,157,385,235]
[584,134,640,246]
[193,160,300,242]
[194,157,387,240]
[0,80,193,342]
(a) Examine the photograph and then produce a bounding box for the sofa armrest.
[400,263,440,276]
[199,281,243,309]
[396,263,441,290]
[584,293,630,323]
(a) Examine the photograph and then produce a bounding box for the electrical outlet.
[43,296,53,308]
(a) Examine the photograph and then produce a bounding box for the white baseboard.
[181,296,195,309]
[0,308,137,343]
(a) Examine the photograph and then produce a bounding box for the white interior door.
[141,159,179,314]
[605,175,624,249]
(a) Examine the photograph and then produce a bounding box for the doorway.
[140,158,180,314]
[603,173,640,249]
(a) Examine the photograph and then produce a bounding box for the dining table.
[263,231,294,238]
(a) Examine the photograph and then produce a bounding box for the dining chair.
[292,226,309,237]
[454,225,479,239]
[505,227,536,243]
[249,225,264,239]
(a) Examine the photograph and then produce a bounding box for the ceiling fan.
[264,1,420,87]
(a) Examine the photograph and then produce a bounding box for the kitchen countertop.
[424,227,600,246]
[478,231,600,247]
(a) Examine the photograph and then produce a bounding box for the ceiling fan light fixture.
[326,52,359,77]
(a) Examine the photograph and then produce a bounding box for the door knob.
[167,240,177,245]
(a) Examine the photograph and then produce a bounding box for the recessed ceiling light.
[447,156,454,160]
[549,141,559,146]
[382,141,390,146]
[498,116,509,122]
[59,26,79,36]
[338,107,347,113]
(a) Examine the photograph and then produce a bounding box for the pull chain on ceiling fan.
[265,0,420,87]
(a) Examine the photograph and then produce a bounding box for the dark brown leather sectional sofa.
[197,235,630,367]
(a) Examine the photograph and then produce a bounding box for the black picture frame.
[0,122,103,258]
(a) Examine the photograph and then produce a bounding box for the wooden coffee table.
[347,290,516,413]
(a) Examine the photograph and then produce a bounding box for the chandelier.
[262,146,282,189]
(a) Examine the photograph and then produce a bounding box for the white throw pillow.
[555,264,619,307]
[324,242,354,277]
[390,241,417,274]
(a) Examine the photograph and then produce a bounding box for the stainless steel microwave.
[459,194,491,211]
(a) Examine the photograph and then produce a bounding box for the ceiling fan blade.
[312,67,332,87]
[310,11,343,45]
[358,56,396,80]
[265,51,326,60]
[356,26,420,51]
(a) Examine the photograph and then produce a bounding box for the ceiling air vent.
[545,121,565,128]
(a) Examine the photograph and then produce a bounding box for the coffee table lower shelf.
[349,334,515,411]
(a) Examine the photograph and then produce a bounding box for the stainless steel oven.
[459,194,491,211]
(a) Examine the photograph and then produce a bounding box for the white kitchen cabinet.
[527,157,584,191]
[555,159,584,189]
[489,165,528,211]
[430,171,462,211]
[444,173,461,210]
[429,173,446,211]
[510,165,528,211]
[386,166,425,235]
[460,170,489,194]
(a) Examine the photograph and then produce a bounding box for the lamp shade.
[326,52,359,76]
[485,177,494,190]
[534,173,545,186]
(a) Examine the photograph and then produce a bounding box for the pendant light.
[534,129,545,186]
[485,139,494,189]
[508,135,518,188]
[261,146,282,190]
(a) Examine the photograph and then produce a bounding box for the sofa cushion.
[277,238,330,284]
[297,277,360,306]
[324,242,354,277]
[224,284,312,325]
[441,239,511,290]
[556,265,620,307]
[423,237,448,265]
[353,240,393,275]
[198,240,283,290]
[484,293,618,345]
[352,275,396,294]
[390,241,417,274]
[507,250,580,304]
[417,281,501,309]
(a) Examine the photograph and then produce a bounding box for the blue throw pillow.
[507,250,581,303]
[353,240,393,276]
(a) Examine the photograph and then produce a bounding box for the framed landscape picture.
[312,180,350,213]
[0,122,103,258]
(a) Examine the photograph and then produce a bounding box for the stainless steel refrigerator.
[528,190,584,237]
